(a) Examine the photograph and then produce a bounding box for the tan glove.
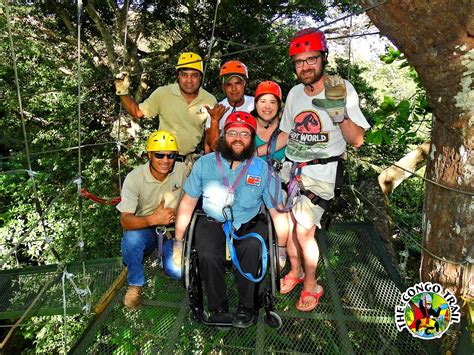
[312,75,347,123]
[172,239,184,267]
[115,71,130,96]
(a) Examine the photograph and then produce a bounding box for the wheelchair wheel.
[266,211,280,296]
[187,249,204,320]
[183,210,199,289]
[263,311,282,329]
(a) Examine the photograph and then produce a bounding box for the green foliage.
[362,46,431,165]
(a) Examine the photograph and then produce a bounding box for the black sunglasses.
[154,153,177,159]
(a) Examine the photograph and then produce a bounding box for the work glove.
[312,75,347,123]
[115,71,130,96]
[172,239,184,267]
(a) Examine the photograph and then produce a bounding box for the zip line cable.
[0,135,148,163]
[0,29,381,102]
[75,0,87,284]
[1,2,386,102]
[116,0,131,193]
[75,0,92,322]
[347,0,354,82]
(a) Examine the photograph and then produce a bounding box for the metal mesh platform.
[68,222,433,354]
[0,258,124,320]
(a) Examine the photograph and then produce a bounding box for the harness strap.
[279,155,344,213]
[265,128,300,212]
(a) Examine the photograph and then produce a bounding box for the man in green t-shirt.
[115,52,226,155]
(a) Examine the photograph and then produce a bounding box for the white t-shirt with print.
[280,80,370,183]
[218,95,255,129]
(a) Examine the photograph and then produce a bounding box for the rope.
[75,0,87,285]
[0,137,145,162]
[2,0,63,265]
[202,0,221,83]
[61,271,68,354]
[1,2,387,104]
[116,0,131,193]
[347,0,354,82]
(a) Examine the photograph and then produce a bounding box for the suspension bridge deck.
[1,223,436,353]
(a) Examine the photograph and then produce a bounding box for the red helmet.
[289,28,328,57]
[255,81,282,104]
[224,111,257,133]
[219,60,248,79]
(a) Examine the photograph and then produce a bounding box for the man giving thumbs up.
[116,131,187,309]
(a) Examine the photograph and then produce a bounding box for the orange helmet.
[219,60,248,81]
[289,28,328,57]
[224,111,257,133]
[255,81,282,104]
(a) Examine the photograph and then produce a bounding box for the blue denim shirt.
[184,152,282,230]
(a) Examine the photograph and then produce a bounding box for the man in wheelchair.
[174,112,288,328]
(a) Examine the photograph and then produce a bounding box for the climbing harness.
[215,152,268,283]
[155,226,173,268]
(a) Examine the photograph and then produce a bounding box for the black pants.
[194,214,267,311]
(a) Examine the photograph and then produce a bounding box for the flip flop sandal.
[295,287,324,312]
[280,273,305,294]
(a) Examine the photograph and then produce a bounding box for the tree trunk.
[359,0,474,298]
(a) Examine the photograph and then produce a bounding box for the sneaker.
[208,308,233,324]
[124,285,143,309]
[232,305,255,328]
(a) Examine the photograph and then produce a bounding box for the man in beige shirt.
[115,52,226,155]
[116,131,186,309]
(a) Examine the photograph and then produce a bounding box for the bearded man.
[173,111,289,328]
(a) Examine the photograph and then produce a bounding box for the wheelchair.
[181,209,282,329]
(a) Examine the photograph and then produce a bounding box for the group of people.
[115,28,370,327]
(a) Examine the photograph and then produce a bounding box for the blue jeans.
[121,228,182,286]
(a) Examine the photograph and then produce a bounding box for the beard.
[216,135,256,162]
[298,67,325,86]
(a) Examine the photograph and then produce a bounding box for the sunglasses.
[154,153,177,159]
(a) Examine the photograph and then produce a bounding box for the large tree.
[359,0,473,298]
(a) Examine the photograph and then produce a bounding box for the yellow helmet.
[176,52,203,73]
[146,130,178,152]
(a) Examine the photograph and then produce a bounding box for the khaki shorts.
[284,173,335,230]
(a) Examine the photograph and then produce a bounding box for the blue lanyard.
[223,220,267,283]
[215,153,268,283]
